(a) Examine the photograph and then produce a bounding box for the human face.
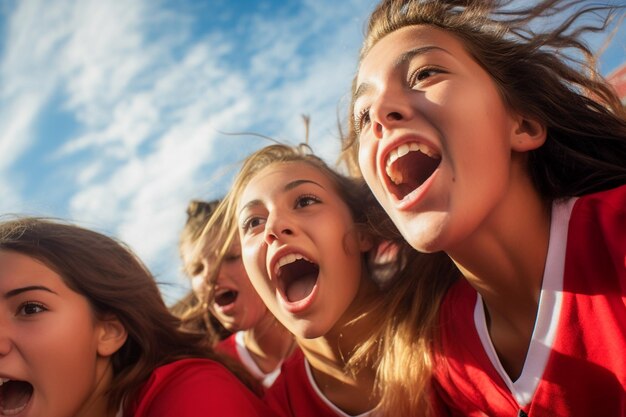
[0,251,115,417]
[354,25,520,254]
[186,240,269,332]
[237,162,368,339]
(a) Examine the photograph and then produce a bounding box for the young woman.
[201,144,410,417]
[343,0,626,416]
[173,200,231,343]
[0,217,278,417]
[178,199,296,388]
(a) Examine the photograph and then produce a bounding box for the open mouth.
[275,254,320,303]
[385,142,441,200]
[0,379,33,416]
[214,289,239,307]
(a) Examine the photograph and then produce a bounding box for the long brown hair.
[340,1,626,415]
[0,217,260,412]
[343,0,626,198]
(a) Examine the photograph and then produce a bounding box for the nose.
[263,212,294,245]
[0,319,12,357]
[368,86,414,139]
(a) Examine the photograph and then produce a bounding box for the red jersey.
[433,185,626,416]
[216,331,284,388]
[125,358,278,417]
[265,349,375,417]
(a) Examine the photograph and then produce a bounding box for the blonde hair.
[174,199,231,345]
[200,143,452,416]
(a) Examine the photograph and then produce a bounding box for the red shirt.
[125,358,278,417]
[265,349,374,417]
[433,185,626,416]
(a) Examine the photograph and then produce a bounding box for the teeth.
[214,288,231,297]
[397,144,409,158]
[0,378,9,386]
[273,253,309,276]
[385,141,440,185]
[386,149,399,167]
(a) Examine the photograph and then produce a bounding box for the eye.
[295,194,320,209]
[17,301,47,316]
[353,107,371,135]
[223,252,241,262]
[241,216,266,233]
[410,66,444,87]
[189,262,205,277]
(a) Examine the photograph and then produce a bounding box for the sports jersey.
[265,349,375,417]
[216,331,283,388]
[433,185,626,416]
[124,358,278,417]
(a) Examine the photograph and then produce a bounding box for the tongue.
[0,381,33,414]
[285,273,317,302]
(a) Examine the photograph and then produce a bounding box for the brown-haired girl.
[0,217,278,417]
[344,0,626,416]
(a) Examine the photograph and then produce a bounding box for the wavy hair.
[339,1,626,415]
[0,217,260,413]
[342,0,626,198]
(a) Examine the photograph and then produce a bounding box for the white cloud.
[1,0,373,302]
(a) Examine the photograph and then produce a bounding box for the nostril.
[387,111,402,121]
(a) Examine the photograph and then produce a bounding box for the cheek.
[357,138,377,180]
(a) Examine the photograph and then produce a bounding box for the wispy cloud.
[1,0,373,302]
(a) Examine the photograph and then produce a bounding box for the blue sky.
[1,0,624,304]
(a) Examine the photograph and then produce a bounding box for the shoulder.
[128,358,278,417]
[563,184,626,290]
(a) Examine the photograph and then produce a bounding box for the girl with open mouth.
[178,199,296,389]
[343,0,626,416]
[0,217,278,417]
[200,144,415,417]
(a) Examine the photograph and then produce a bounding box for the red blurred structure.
[607,63,626,104]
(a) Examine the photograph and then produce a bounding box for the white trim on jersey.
[473,197,577,406]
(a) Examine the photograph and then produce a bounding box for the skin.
[186,240,269,333]
[237,161,379,413]
[183,238,294,375]
[354,25,550,378]
[237,162,371,340]
[0,250,126,417]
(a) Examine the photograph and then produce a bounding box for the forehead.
[238,161,334,207]
[0,250,67,291]
[357,24,467,82]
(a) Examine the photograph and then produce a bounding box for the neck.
[298,276,380,415]
[447,169,551,378]
[243,312,295,374]
[76,359,116,417]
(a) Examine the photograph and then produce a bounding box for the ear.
[96,316,128,358]
[357,230,375,253]
[510,114,546,152]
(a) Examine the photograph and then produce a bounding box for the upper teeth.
[385,142,439,185]
[274,253,309,276]
[0,378,9,386]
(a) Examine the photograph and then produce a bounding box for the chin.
[397,214,449,254]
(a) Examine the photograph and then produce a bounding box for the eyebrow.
[353,45,448,104]
[4,285,57,299]
[238,179,325,216]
